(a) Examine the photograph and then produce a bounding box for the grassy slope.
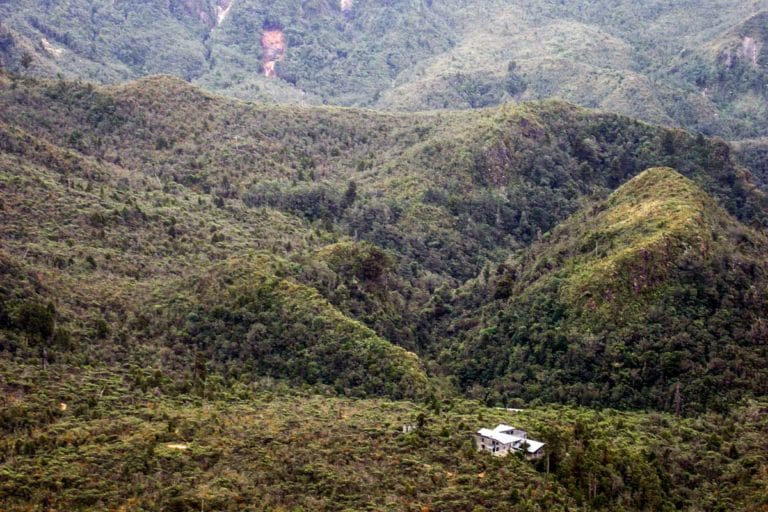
[532,168,742,312]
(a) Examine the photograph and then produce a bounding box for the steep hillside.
[3,0,768,137]
[2,73,765,281]
[454,168,768,412]
[0,109,430,400]
[673,10,768,137]
[1,73,766,406]
[734,137,768,188]
[0,0,456,105]
[2,67,768,511]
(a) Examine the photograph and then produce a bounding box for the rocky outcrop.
[40,38,64,58]
[738,36,759,66]
[174,0,234,29]
[718,11,767,69]
[262,29,286,77]
[215,0,234,25]
[0,24,12,70]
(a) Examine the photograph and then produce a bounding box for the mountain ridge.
[3,0,768,139]
[2,72,767,412]
[2,53,768,511]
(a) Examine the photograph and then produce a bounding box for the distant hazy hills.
[2,0,768,138]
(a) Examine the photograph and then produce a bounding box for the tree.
[15,301,55,367]
[20,51,33,70]
[342,180,357,209]
[505,61,527,96]
[673,382,682,417]
[193,349,208,396]
[16,301,55,341]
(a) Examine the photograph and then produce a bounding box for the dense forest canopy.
[1,70,766,412]
[2,0,768,138]
[1,0,768,508]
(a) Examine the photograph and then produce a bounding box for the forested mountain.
[2,0,768,138]
[1,60,768,508]
[2,69,767,406]
[452,168,768,412]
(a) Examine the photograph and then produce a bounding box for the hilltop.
[453,168,768,411]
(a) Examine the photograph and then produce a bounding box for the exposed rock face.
[215,0,234,25]
[41,38,64,57]
[262,29,286,77]
[722,36,760,68]
[738,36,759,66]
[174,0,233,29]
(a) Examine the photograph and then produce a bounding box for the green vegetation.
[1,72,768,509]
[734,137,768,188]
[3,0,768,139]
[174,254,431,399]
[673,11,768,137]
[454,168,768,412]
[1,361,767,511]
[243,0,768,141]
[1,70,766,406]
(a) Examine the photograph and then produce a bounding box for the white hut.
[474,424,545,460]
